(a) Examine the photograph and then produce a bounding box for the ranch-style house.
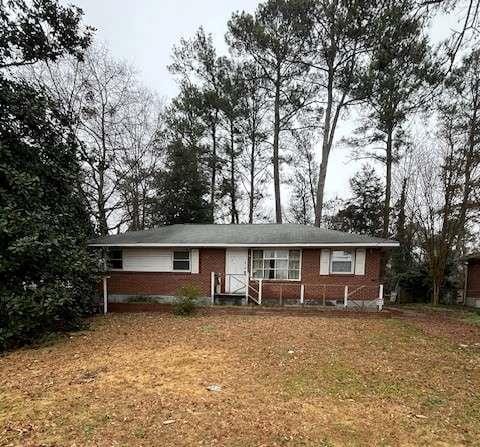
[88,224,399,310]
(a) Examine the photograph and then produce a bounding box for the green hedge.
[0,279,97,351]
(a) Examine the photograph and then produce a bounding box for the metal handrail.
[347,285,366,297]
[212,272,262,304]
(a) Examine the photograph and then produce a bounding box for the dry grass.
[1,312,480,446]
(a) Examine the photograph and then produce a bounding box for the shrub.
[0,278,97,351]
[0,77,99,351]
[173,285,200,316]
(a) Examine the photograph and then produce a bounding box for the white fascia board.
[89,242,400,248]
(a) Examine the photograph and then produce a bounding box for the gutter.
[88,242,400,248]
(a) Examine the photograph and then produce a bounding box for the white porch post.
[211,272,216,305]
[300,284,305,305]
[344,285,348,309]
[103,276,108,314]
[378,284,384,311]
[258,278,263,305]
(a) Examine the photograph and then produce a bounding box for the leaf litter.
[0,312,479,446]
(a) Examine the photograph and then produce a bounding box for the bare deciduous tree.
[29,45,162,234]
[407,50,480,303]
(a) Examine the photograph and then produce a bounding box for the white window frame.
[250,249,302,281]
[330,249,355,275]
[105,248,123,271]
[172,250,191,272]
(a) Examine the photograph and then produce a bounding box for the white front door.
[225,249,248,294]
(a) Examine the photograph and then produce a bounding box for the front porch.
[210,272,385,311]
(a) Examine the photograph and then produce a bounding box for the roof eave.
[88,242,400,248]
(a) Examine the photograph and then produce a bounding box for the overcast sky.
[71,0,462,208]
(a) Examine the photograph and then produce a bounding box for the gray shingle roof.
[88,224,398,247]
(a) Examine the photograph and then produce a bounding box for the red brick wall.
[107,248,225,296]
[467,260,480,297]
[105,247,383,301]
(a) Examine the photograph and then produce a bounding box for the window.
[106,248,123,270]
[173,250,190,271]
[330,250,354,274]
[252,250,300,280]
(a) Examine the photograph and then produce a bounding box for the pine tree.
[152,140,211,225]
[349,0,440,237]
[150,84,212,225]
[217,59,246,224]
[227,0,315,223]
[169,28,224,220]
[308,0,375,226]
[329,166,384,237]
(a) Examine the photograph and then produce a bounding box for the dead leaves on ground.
[0,313,479,446]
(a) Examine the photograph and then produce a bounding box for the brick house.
[88,224,399,310]
[463,253,480,307]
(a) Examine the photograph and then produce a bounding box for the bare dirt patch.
[1,313,479,446]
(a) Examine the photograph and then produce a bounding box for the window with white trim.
[252,249,300,280]
[330,250,354,274]
[173,250,190,271]
[106,248,123,270]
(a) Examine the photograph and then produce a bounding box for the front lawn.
[1,312,479,446]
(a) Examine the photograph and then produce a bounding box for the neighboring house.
[88,224,399,310]
[463,252,480,308]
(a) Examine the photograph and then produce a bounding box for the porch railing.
[210,273,384,311]
[211,272,263,305]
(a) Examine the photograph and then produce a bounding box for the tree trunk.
[131,199,140,230]
[97,199,108,235]
[131,172,140,230]
[273,71,282,223]
[209,114,218,222]
[248,129,256,224]
[307,151,317,215]
[397,177,407,242]
[302,194,308,224]
[141,185,147,230]
[97,174,108,236]
[455,96,477,249]
[382,128,393,238]
[315,159,328,226]
[229,120,237,224]
[97,105,109,236]
[314,70,334,226]
[432,279,440,306]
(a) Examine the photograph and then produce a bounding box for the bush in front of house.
[173,285,200,316]
[0,76,99,352]
[0,278,97,351]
